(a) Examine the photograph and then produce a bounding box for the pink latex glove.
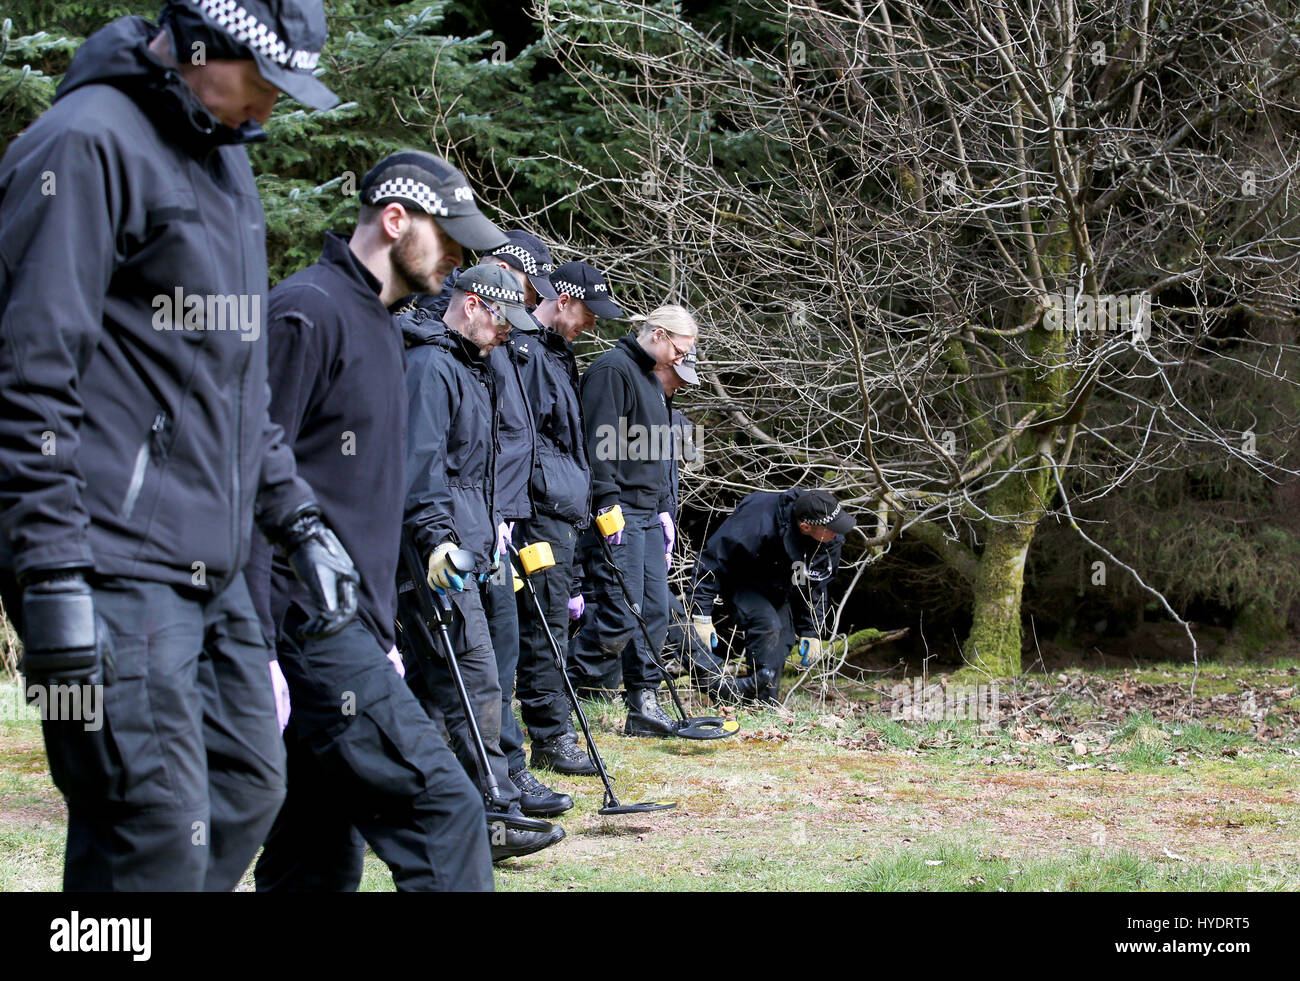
[568,594,586,620]
[496,521,513,559]
[269,659,291,734]
[657,512,675,551]
[658,511,675,570]
[387,645,406,679]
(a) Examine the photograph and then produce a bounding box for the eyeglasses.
[659,328,693,363]
[477,297,506,328]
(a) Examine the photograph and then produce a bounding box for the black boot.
[623,688,679,738]
[733,667,779,705]
[487,806,565,863]
[510,768,574,817]
[532,731,598,776]
[753,666,780,705]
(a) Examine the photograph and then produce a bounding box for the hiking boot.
[511,768,574,818]
[623,688,679,738]
[532,732,598,776]
[487,807,565,863]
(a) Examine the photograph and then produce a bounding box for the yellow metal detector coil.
[518,542,556,575]
[595,505,625,537]
[721,720,741,734]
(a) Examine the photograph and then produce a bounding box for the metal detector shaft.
[597,534,694,722]
[596,534,739,740]
[509,542,676,815]
[508,543,619,800]
[400,539,506,806]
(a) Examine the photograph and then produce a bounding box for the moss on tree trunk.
[962,450,1053,677]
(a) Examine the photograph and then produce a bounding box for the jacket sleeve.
[689,518,754,618]
[581,361,631,514]
[403,349,460,558]
[0,127,118,577]
[253,307,322,536]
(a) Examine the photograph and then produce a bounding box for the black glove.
[272,505,359,639]
[19,571,103,691]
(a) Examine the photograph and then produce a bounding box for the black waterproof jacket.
[0,17,313,590]
[247,233,406,650]
[581,335,672,514]
[397,270,537,523]
[516,325,591,526]
[399,307,499,575]
[689,490,843,637]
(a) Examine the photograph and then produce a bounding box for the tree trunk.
[962,457,1052,676]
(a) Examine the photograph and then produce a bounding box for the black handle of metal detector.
[399,538,506,806]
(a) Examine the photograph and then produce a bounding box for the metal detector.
[510,541,676,816]
[596,534,740,740]
[398,539,553,834]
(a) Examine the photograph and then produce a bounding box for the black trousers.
[399,580,520,808]
[511,512,579,756]
[569,505,670,696]
[686,587,794,690]
[254,616,491,892]
[481,574,528,774]
[5,572,285,891]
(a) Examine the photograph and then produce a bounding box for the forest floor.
[2,656,1297,891]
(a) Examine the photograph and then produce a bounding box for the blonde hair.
[631,304,699,339]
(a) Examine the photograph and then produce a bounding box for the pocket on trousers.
[322,688,430,804]
[42,623,125,805]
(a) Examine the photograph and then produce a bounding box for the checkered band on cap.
[189,0,321,69]
[806,503,843,527]
[362,178,452,217]
[552,278,585,299]
[466,281,525,305]
[493,245,553,277]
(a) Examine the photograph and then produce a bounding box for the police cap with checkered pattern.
[169,0,339,110]
[454,262,536,333]
[792,489,856,536]
[359,151,508,252]
[548,260,624,319]
[673,346,700,385]
[488,230,558,301]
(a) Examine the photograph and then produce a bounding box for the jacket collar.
[319,232,385,305]
[617,333,658,373]
[397,308,486,368]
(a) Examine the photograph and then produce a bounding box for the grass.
[3,660,1298,891]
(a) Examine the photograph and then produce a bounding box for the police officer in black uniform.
[398,262,565,861]
[569,305,699,736]
[515,261,625,771]
[0,0,357,890]
[390,235,591,817]
[249,152,501,891]
[687,490,855,704]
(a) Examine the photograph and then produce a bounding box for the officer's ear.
[797,520,813,535]
[377,201,411,243]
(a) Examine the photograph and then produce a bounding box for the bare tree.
[527,0,1300,676]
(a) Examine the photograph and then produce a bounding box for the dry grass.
[2,664,1298,892]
